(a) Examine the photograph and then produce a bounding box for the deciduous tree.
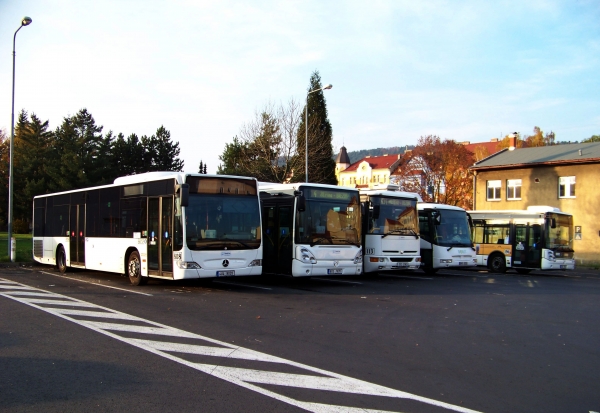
[394,135,474,209]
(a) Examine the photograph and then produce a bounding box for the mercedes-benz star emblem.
[222,259,229,268]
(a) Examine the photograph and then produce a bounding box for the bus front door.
[262,204,293,275]
[148,197,174,278]
[69,204,85,266]
[514,224,542,269]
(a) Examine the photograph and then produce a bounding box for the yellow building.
[336,147,403,189]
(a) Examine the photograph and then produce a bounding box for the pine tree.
[295,70,336,184]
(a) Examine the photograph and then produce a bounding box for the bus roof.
[418,203,467,212]
[34,172,257,199]
[259,182,359,193]
[359,188,422,201]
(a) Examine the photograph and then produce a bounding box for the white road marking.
[0,278,482,413]
[38,271,154,296]
[212,280,272,290]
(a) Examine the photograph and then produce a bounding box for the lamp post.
[305,83,332,183]
[9,16,32,261]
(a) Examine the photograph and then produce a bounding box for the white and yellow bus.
[469,206,575,274]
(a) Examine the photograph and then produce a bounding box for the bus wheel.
[56,246,67,273]
[516,269,531,275]
[488,253,507,273]
[127,251,147,286]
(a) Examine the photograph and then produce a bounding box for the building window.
[486,180,501,201]
[507,179,522,200]
[559,176,575,198]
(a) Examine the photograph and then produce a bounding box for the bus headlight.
[249,259,262,267]
[177,261,202,269]
[354,251,363,265]
[300,248,317,264]
[440,259,453,264]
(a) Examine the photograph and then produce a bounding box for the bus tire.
[127,250,147,286]
[488,253,507,273]
[56,246,67,273]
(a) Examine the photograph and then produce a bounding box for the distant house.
[470,141,600,265]
[336,147,403,189]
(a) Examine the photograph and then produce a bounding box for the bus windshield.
[546,213,574,252]
[434,209,472,247]
[369,196,418,237]
[296,188,361,246]
[185,193,261,250]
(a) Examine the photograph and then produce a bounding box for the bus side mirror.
[373,205,381,220]
[177,184,189,207]
[297,195,306,212]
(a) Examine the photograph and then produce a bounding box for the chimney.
[509,132,517,151]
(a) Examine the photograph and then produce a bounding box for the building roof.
[342,154,402,173]
[335,146,351,164]
[471,142,600,170]
[462,140,501,156]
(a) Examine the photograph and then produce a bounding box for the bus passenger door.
[69,204,85,266]
[514,225,541,269]
[261,204,293,275]
[147,197,174,278]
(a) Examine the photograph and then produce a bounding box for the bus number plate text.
[217,270,235,277]
[327,269,343,275]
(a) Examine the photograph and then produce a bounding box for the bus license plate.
[217,270,235,277]
[327,269,343,275]
[394,263,408,267]
[458,261,469,266]
[560,265,566,269]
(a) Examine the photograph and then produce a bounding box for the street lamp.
[305,83,332,183]
[9,16,32,261]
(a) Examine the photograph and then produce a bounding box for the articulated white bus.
[418,203,477,273]
[259,183,363,277]
[33,172,262,285]
[359,187,421,272]
[469,206,575,273]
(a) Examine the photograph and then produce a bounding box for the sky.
[1,0,599,174]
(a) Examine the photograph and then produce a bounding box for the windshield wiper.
[382,228,419,239]
[332,238,360,247]
[310,237,332,246]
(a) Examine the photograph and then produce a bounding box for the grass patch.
[0,233,34,263]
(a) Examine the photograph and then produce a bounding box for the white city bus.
[259,183,363,277]
[32,172,262,285]
[359,187,421,272]
[469,206,575,273]
[418,203,477,273]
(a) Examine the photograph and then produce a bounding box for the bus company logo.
[222,260,229,268]
[333,261,339,267]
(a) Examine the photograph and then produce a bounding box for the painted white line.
[0,278,482,413]
[212,280,272,290]
[313,278,362,285]
[18,298,99,307]
[379,274,433,280]
[39,271,153,296]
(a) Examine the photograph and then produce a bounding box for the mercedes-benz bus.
[33,172,262,285]
[418,203,477,273]
[469,206,575,273]
[359,187,421,272]
[259,183,362,277]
